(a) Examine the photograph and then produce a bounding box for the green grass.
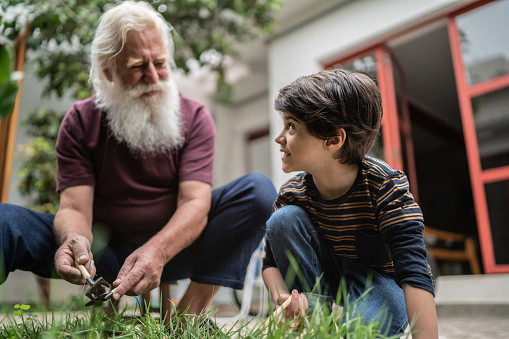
[0,296,411,338]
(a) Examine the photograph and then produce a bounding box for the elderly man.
[0,0,276,319]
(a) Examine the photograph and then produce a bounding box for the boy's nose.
[275,131,285,144]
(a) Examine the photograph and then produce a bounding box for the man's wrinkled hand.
[111,244,165,300]
[54,235,95,285]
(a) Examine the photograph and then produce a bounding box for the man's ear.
[325,128,347,151]
[103,68,113,82]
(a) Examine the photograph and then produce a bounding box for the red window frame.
[325,0,509,274]
[448,0,509,273]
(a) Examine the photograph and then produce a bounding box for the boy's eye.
[288,123,296,131]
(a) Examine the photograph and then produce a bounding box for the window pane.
[333,54,378,80]
[485,180,509,265]
[333,53,383,161]
[472,87,509,170]
[457,1,509,85]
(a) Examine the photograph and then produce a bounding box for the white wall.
[7,69,75,206]
[267,0,465,188]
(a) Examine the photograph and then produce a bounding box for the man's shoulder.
[179,93,207,114]
[72,95,99,112]
[62,95,104,132]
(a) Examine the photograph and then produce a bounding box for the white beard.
[95,75,183,156]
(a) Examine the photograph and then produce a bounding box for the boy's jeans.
[265,205,408,336]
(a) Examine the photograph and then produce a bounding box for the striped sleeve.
[377,171,434,295]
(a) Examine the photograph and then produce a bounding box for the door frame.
[448,0,509,273]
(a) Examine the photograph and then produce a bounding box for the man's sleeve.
[178,106,215,185]
[56,105,96,192]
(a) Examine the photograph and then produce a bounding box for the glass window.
[485,179,509,265]
[332,53,378,81]
[456,1,509,85]
[333,53,383,161]
[472,87,509,169]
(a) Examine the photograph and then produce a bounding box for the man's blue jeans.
[265,205,408,336]
[0,173,277,290]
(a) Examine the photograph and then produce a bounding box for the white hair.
[99,74,184,155]
[90,1,183,155]
[90,0,175,95]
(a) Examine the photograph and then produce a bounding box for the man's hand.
[53,185,95,285]
[282,289,309,319]
[54,234,95,284]
[111,243,166,299]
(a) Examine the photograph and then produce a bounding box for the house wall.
[267,0,467,188]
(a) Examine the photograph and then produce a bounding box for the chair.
[423,225,481,275]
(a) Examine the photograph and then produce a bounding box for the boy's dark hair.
[274,68,382,164]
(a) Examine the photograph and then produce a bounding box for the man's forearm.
[53,208,93,246]
[147,200,208,263]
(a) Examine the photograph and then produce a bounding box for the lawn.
[0,295,410,338]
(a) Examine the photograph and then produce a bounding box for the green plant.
[0,297,401,339]
[0,0,281,213]
[0,43,22,120]
[16,108,63,213]
[0,0,282,103]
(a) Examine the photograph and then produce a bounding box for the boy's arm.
[262,267,289,305]
[262,267,309,319]
[403,283,438,338]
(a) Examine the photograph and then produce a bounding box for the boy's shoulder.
[362,156,401,179]
[280,172,311,193]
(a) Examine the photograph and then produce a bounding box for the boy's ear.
[324,128,347,150]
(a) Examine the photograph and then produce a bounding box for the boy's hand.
[283,289,309,319]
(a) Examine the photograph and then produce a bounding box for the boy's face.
[275,112,329,174]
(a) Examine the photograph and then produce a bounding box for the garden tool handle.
[77,264,94,286]
[262,294,292,328]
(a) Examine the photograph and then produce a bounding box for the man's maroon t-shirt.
[55,94,216,244]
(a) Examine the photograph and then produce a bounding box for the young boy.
[262,69,438,338]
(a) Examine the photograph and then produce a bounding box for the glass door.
[329,46,418,199]
[449,0,509,273]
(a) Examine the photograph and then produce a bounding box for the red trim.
[486,264,509,274]
[391,53,419,202]
[375,46,403,171]
[450,0,495,17]
[323,0,492,70]
[481,166,509,184]
[468,73,509,97]
[448,16,496,273]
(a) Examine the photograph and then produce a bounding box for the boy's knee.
[267,205,309,234]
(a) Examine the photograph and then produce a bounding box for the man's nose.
[144,63,158,84]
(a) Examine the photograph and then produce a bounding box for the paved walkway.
[438,316,509,338]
